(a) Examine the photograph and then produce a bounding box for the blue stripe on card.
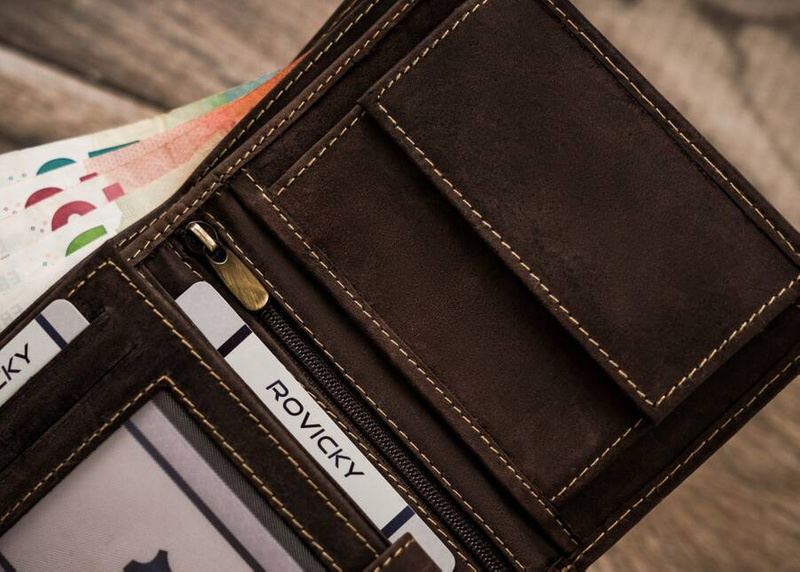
[218,324,252,357]
[125,420,264,572]
[0,550,16,571]
[380,505,414,538]
[35,314,67,349]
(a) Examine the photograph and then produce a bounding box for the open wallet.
[0,0,798,570]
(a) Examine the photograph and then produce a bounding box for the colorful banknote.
[0,207,119,329]
[0,72,277,220]
[0,63,294,263]
[0,73,274,189]
[0,61,296,326]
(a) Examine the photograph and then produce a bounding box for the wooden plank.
[0,138,20,154]
[0,45,158,149]
[0,0,341,110]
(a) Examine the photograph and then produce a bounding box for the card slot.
[155,233,489,570]
[0,313,138,474]
[157,196,564,569]
[0,249,386,571]
[559,304,800,565]
[230,106,645,541]
[0,377,370,572]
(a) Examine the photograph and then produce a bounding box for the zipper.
[186,221,270,311]
[184,221,511,571]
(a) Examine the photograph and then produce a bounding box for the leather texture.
[364,533,439,571]
[0,0,797,570]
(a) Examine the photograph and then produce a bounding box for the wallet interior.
[0,0,798,570]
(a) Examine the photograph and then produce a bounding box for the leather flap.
[361,0,800,421]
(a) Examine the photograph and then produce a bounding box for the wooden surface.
[0,0,796,569]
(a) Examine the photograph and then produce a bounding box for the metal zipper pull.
[185,221,269,311]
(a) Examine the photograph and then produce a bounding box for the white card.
[177,282,454,571]
[0,398,306,571]
[0,298,89,409]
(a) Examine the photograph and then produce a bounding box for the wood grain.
[0,0,796,570]
[0,45,157,149]
[0,0,338,110]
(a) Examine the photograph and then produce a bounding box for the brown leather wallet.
[0,0,797,570]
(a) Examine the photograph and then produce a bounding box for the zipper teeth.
[260,304,510,571]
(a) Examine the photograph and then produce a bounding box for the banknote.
[0,61,298,325]
[0,166,182,328]
[0,156,196,328]
[0,129,215,281]
[0,207,119,329]
[0,63,294,262]
[0,72,274,188]
[0,72,276,218]
[0,175,130,259]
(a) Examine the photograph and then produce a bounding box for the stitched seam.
[542,0,799,260]
[241,169,577,546]
[0,376,343,571]
[194,0,380,180]
[119,0,415,262]
[381,106,800,408]
[567,351,800,567]
[206,213,521,569]
[166,241,203,279]
[175,225,477,570]
[550,419,643,502]
[0,378,161,526]
[316,398,477,572]
[65,260,378,558]
[376,0,653,404]
[318,395,477,572]
[374,0,800,409]
[161,377,343,570]
[377,102,653,408]
[276,112,363,196]
[377,0,799,260]
[654,275,800,406]
[374,537,415,571]
[115,0,382,250]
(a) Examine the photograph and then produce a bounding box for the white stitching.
[241,165,578,546]
[373,537,415,571]
[539,0,798,260]
[550,419,643,502]
[164,378,348,570]
[173,234,481,568]
[120,0,415,263]
[378,102,800,410]
[374,0,800,411]
[205,213,525,569]
[65,260,378,558]
[567,352,800,567]
[0,376,347,571]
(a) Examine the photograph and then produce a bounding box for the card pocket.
[148,203,564,568]
[151,234,515,569]
[0,247,387,571]
[0,307,138,474]
[232,103,644,545]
